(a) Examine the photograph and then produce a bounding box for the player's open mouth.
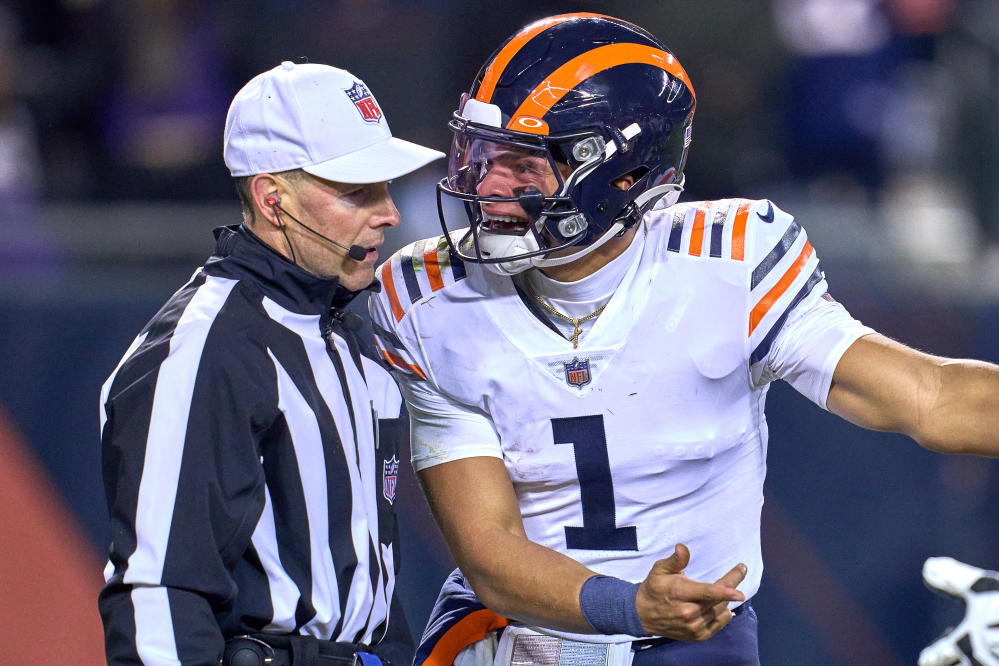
[481,213,530,234]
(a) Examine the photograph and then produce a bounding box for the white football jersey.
[368,199,872,604]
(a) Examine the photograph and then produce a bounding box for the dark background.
[1,0,998,663]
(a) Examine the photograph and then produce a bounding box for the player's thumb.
[651,543,690,575]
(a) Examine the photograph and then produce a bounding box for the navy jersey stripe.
[751,221,802,289]
[709,207,727,258]
[750,265,824,365]
[399,251,422,305]
[667,209,685,252]
[448,247,467,281]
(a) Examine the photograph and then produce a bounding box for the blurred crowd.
[2,0,998,248]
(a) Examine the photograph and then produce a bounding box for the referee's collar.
[208,224,377,317]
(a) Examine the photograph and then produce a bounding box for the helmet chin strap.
[643,176,685,211]
[530,179,684,270]
[531,220,627,269]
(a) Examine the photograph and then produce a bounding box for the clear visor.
[445,125,566,233]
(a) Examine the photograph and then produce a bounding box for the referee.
[98,61,442,665]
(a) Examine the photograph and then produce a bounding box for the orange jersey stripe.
[508,42,695,135]
[424,243,444,292]
[378,348,427,380]
[475,13,609,103]
[749,241,814,334]
[423,609,509,666]
[688,203,711,257]
[380,262,405,323]
[731,201,751,261]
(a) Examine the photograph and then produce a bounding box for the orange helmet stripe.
[474,12,610,103]
[507,42,695,135]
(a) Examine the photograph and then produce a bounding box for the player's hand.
[635,543,747,641]
[919,557,999,666]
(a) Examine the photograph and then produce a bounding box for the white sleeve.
[400,378,503,472]
[764,295,874,409]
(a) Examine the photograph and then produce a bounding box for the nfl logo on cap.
[345,82,382,123]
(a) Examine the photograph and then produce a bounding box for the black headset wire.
[270,204,299,264]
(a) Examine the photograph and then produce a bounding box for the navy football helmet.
[437,12,697,274]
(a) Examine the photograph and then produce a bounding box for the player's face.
[470,141,561,232]
[284,174,400,289]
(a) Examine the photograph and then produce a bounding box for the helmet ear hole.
[612,167,648,191]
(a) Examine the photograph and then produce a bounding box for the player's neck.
[538,225,641,282]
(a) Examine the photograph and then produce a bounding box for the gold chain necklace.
[534,296,608,348]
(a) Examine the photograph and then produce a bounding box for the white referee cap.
[223,60,443,183]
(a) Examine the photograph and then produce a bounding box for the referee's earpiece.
[265,195,284,227]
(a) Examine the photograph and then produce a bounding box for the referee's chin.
[336,261,376,293]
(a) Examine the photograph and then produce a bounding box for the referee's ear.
[248,173,284,230]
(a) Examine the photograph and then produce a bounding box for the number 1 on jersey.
[552,415,638,551]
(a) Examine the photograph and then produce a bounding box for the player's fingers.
[650,543,690,576]
[707,605,735,632]
[670,576,745,605]
[714,563,748,590]
[708,597,737,617]
[683,603,735,641]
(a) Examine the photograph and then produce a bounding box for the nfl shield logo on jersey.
[345,82,382,123]
[382,455,399,504]
[564,357,591,388]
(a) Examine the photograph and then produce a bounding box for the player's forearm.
[916,358,999,456]
[447,522,598,633]
[829,335,999,457]
[419,457,600,633]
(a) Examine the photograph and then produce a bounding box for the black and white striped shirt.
[99,225,409,665]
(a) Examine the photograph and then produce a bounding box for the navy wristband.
[579,575,648,637]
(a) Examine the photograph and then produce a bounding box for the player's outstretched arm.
[418,456,746,640]
[826,333,999,457]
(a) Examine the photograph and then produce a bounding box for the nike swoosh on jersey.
[758,201,774,223]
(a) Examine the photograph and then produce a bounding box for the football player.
[369,13,999,665]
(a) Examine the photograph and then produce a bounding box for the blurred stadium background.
[1,0,997,663]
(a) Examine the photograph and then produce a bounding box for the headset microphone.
[267,198,367,261]
[342,243,368,261]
